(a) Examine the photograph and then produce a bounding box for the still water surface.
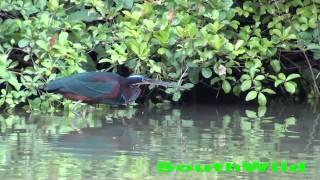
[0,102,320,179]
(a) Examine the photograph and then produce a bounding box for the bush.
[0,0,320,110]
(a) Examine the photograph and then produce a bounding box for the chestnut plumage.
[45,72,150,105]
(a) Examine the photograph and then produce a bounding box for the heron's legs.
[70,101,85,133]
[81,106,90,127]
[71,100,83,116]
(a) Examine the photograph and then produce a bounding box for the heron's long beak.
[134,79,186,90]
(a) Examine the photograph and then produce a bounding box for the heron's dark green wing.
[60,73,120,99]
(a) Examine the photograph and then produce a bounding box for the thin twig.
[300,48,320,97]
[177,66,189,87]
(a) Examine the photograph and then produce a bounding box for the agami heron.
[45,71,181,132]
[46,71,176,105]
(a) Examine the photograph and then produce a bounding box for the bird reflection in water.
[49,122,141,159]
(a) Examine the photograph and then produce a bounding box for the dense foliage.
[0,0,320,110]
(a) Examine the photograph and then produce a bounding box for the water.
[1,102,320,179]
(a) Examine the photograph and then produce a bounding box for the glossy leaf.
[258,92,267,106]
[245,90,257,101]
[222,80,231,93]
[286,74,301,81]
[284,82,296,94]
[201,67,212,78]
[270,60,281,73]
[241,79,252,91]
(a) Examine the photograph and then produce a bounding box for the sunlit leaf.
[286,74,301,81]
[284,82,296,94]
[241,79,252,91]
[245,90,257,101]
[271,60,281,73]
[222,80,231,93]
[258,92,267,106]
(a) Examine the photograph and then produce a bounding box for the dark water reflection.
[1,102,320,179]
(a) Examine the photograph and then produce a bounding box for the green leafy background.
[0,0,320,110]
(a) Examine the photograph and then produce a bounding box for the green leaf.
[241,74,251,80]
[240,120,251,131]
[8,74,21,90]
[210,35,225,50]
[0,68,10,80]
[286,73,301,81]
[278,73,286,80]
[165,88,175,94]
[225,42,234,51]
[233,84,241,96]
[168,73,178,78]
[258,93,267,106]
[255,75,265,81]
[0,54,10,80]
[272,29,282,37]
[286,34,296,40]
[307,43,320,50]
[274,80,283,87]
[245,90,257,101]
[261,88,276,94]
[36,40,48,50]
[222,80,231,93]
[18,39,29,48]
[284,82,296,94]
[222,0,233,10]
[157,48,166,55]
[309,17,317,28]
[188,68,200,84]
[285,117,296,126]
[269,75,277,80]
[182,83,194,89]
[186,23,198,37]
[127,40,139,55]
[249,67,257,78]
[210,77,220,85]
[271,60,281,73]
[258,106,267,117]
[172,91,181,101]
[201,67,212,78]
[48,0,59,11]
[241,79,252,91]
[245,110,257,118]
[139,42,150,59]
[36,0,47,10]
[283,26,290,36]
[0,54,7,67]
[151,63,161,73]
[235,40,244,49]
[68,9,99,22]
[114,0,134,9]
[59,31,68,44]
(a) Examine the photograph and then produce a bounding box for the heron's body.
[46,72,143,105]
